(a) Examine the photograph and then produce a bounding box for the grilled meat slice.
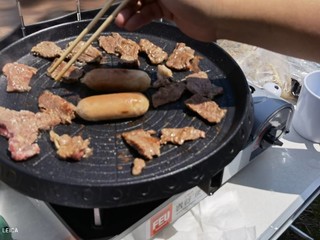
[38,90,76,125]
[67,40,102,63]
[99,32,140,66]
[115,38,140,66]
[98,32,123,55]
[0,107,40,161]
[31,41,62,58]
[153,64,173,88]
[185,71,224,99]
[132,158,146,176]
[47,59,84,82]
[0,91,77,161]
[166,43,195,70]
[2,62,37,92]
[139,38,168,64]
[160,127,206,145]
[152,82,186,108]
[185,94,227,123]
[189,55,203,73]
[49,130,93,161]
[122,129,160,160]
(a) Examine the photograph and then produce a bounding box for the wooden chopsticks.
[47,0,131,81]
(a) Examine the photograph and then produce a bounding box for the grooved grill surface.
[0,20,252,207]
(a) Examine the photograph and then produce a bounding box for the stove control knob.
[261,126,285,148]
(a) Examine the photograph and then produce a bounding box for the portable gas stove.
[0,2,293,240]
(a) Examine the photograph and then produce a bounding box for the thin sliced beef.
[152,82,186,108]
[49,130,93,161]
[0,107,40,161]
[185,71,224,99]
[139,38,168,64]
[189,55,203,73]
[67,40,102,63]
[47,59,84,82]
[98,32,123,54]
[99,32,140,66]
[185,94,227,123]
[38,90,76,124]
[166,43,195,71]
[31,41,62,58]
[0,91,76,161]
[2,62,37,92]
[115,38,140,66]
[132,158,146,176]
[160,127,206,145]
[122,129,160,160]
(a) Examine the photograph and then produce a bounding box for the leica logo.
[150,204,173,237]
[1,226,18,233]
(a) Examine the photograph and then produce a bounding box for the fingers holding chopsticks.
[115,0,173,31]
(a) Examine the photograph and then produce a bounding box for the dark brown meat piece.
[68,40,102,63]
[31,41,62,58]
[47,59,84,82]
[160,127,206,145]
[185,94,227,123]
[166,43,195,70]
[153,64,173,88]
[139,38,168,64]
[132,158,146,176]
[122,129,160,160]
[2,62,37,92]
[152,82,186,108]
[38,90,76,124]
[185,71,224,99]
[49,130,93,161]
[0,91,76,161]
[99,32,140,66]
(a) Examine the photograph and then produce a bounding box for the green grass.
[279,196,320,239]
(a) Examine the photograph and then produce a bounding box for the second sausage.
[76,92,150,121]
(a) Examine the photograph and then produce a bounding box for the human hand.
[115,0,221,42]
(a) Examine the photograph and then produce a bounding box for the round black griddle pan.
[0,17,253,208]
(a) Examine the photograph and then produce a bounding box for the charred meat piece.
[132,158,146,176]
[2,62,37,92]
[122,129,160,160]
[38,90,76,125]
[31,41,62,58]
[139,38,168,64]
[153,64,173,88]
[152,82,186,108]
[166,43,195,71]
[185,94,227,124]
[185,71,224,99]
[160,127,206,145]
[47,59,84,82]
[0,107,40,161]
[99,33,140,66]
[49,130,93,161]
[67,40,102,63]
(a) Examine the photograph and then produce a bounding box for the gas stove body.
[222,83,294,183]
